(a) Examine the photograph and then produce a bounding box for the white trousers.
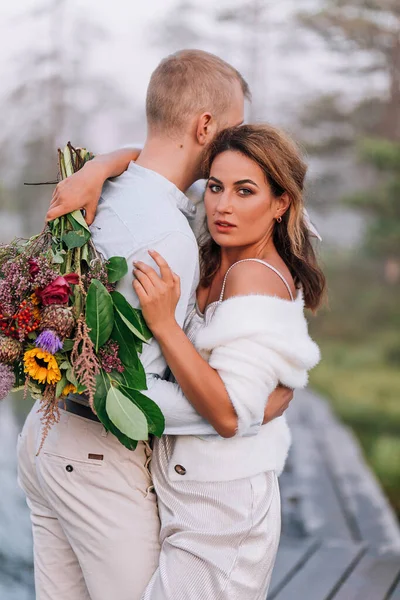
[142,436,281,600]
[17,401,160,600]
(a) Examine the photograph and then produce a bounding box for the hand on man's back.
[263,385,294,424]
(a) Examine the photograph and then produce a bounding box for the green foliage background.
[310,247,400,515]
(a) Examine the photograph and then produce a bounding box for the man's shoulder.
[91,166,197,255]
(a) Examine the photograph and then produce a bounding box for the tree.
[345,138,400,278]
[298,0,400,141]
[152,0,287,120]
[295,0,400,243]
[1,0,127,236]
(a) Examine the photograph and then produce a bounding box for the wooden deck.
[271,389,400,599]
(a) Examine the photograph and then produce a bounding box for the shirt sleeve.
[146,377,220,435]
[116,229,199,376]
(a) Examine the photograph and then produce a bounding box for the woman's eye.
[209,184,222,193]
[238,188,253,196]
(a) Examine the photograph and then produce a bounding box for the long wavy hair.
[200,124,326,311]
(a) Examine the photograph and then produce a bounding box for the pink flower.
[0,363,15,400]
[36,274,78,306]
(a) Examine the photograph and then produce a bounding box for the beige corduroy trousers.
[17,401,160,600]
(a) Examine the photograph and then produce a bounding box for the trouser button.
[174,464,186,475]
[66,464,73,472]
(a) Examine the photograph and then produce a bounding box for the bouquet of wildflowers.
[0,144,164,452]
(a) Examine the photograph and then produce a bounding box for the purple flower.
[0,362,15,400]
[35,330,63,354]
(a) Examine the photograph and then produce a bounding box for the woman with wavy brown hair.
[47,123,324,598]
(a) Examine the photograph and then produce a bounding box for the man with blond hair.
[18,50,292,599]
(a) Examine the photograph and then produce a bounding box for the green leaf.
[62,339,75,351]
[118,364,147,391]
[86,279,114,351]
[111,291,152,343]
[62,230,88,249]
[112,362,147,391]
[56,375,68,398]
[81,244,89,264]
[106,385,148,440]
[69,209,91,232]
[58,360,71,370]
[66,367,78,387]
[131,309,152,341]
[51,249,65,264]
[106,257,128,283]
[65,213,91,247]
[110,312,140,369]
[121,386,165,437]
[93,372,138,450]
[13,362,26,388]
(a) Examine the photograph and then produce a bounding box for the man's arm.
[47,148,142,224]
[120,230,224,435]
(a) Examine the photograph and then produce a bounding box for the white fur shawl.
[195,291,320,437]
[167,291,320,482]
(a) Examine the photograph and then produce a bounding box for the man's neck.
[136,136,199,193]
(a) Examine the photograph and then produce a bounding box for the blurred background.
[0,0,399,597]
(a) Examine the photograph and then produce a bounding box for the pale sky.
[0,0,386,147]
[0,0,385,245]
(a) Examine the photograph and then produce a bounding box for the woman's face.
[204,150,282,250]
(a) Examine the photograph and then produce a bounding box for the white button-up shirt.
[90,162,217,435]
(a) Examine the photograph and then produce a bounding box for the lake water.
[0,397,35,600]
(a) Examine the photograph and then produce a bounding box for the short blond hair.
[146,49,250,134]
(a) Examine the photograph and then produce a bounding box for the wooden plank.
[289,390,400,552]
[333,552,400,600]
[268,538,320,599]
[271,541,365,600]
[386,572,400,599]
[283,394,354,541]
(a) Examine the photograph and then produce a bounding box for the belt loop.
[101,427,108,437]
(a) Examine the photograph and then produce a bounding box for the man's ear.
[196,112,218,146]
[276,192,291,218]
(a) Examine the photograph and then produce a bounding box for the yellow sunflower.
[23,348,61,385]
[61,383,77,396]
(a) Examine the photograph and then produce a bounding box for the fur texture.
[168,291,320,482]
[196,291,320,436]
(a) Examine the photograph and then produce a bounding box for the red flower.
[36,274,79,306]
[28,258,40,278]
[64,273,80,285]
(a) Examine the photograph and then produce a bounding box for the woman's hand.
[133,250,181,338]
[46,161,105,225]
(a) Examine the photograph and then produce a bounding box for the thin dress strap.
[219,258,294,302]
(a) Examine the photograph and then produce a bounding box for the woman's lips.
[214,221,236,233]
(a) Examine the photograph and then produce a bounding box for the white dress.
[141,259,294,600]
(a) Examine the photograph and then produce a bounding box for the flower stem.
[74,247,82,316]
